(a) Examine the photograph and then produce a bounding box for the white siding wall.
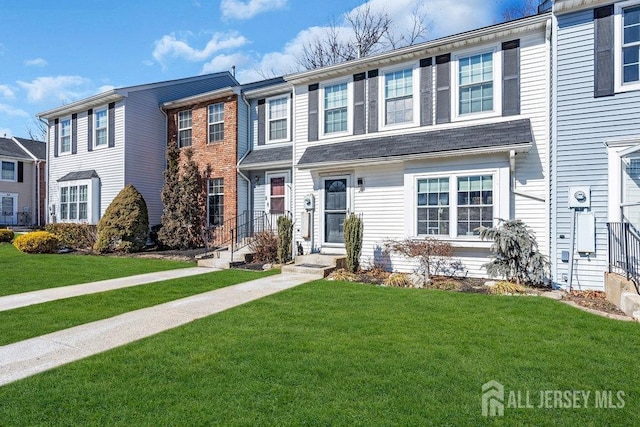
[293,27,550,279]
[47,104,125,225]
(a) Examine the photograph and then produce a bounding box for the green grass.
[0,269,278,345]
[0,243,193,296]
[0,280,638,425]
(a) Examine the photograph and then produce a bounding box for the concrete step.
[198,246,254,269]
[281,254,347,279]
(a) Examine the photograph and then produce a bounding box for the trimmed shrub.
[344,213,363,273]
[45,223,97,250]
[94,184,149,253]
[277,215,293,264]
[13,231,59,254]
[248,231,278,263]
[0,229,14,243]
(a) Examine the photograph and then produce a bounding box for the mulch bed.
[563,290,626,316]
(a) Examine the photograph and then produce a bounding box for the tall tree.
[158,139,183,248]
[179,148,205,248]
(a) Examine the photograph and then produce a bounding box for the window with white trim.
[267,96,289,142]
[415,174,494,238]
[208,178,224,226]
[60,184,89,221]
[1,160,16,181]
[178,110,192,148]
[208,103,224,143]
[323,82,348,134]
[384,68,414,125]
[458,52,494,115]
[60,117,71,153]
[623,3,640,84]
[94,108,108,147]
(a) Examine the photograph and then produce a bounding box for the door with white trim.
[1,194,17,225]
[322,176,350,245]
[265,171,290,216]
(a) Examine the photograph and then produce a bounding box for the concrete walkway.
[0,267,214,312]
[0,272,317,387]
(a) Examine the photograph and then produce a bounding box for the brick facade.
[166,94,238,227]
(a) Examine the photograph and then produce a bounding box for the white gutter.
[37,117,50,225]
[509,150,546,202]
[237,93,252,213]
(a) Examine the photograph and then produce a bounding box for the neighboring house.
[552,0,640,290]
[285,12,552,277]
[0,136,46,226]
[238,78,294,223]
[38,72,238,226]
[162,85,243,234]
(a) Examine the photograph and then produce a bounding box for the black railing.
[202,210,292,259]
[607,222,640,294]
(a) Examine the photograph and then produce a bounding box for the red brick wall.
[166,94,238,226]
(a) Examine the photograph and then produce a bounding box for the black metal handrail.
[607,222,640,294]
[202,210,292,259]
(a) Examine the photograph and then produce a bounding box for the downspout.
[237,93,252,213]
[510,150,545,202]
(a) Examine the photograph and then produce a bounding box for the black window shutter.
[353,73,366,135]
[367,69,378,133]
[502,40,521,116]
[17,161,23,183]
[53,119,59,158]
[108,102,116,147]
[594,5,615,98]
[308,84,319,141]
[71,113,78,154]
[87,109,93,152]
[257,99,265,146]
[420,58,433,126]
[435,54,451,124]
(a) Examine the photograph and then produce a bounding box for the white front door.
[1,194,17,225]
[265,171,290,215]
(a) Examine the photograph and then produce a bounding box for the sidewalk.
[0,267,215,312]
[0,272,317,387]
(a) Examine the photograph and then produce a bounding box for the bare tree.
[297,4,429,70]
[26,117,47,142]
[501,0,539,21]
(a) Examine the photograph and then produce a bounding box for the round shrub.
[0,228,14,243]
[94,184,149,253]
[45,223,97,250]
[13,231,59,253]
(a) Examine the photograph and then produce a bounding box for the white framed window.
[59,184,89,222]
[60,117,71,154]
[412,170,501,239]
[178,110,192,148]
[208,103,224,143]
[615,1,640,92]
[383,67,416,126]
[94,107,108,147]
[1,160,17,181]
[266,96,290,143]
[207,178,224,226]
[452,47,501,120]
[322,81,350,136]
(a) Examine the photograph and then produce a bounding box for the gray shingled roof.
[14,137,46,160]
[239,145,292,168]
[0,137,31,160]
[58,170,99,182]
[297,119,533,167]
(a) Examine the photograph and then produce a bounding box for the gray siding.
[554,9,640,289]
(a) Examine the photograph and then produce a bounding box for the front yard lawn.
[0,243,193,296]
[0,269,278,346]
[1,280,638,425]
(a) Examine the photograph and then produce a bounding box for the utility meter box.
[568,186,591,209]
[303,194,315,211]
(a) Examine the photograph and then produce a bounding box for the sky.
[0,0,533,139]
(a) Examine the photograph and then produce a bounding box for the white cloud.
[0,103,29,118]
[17,76,93,103]
[97,85,116,94]
[0,85,15,99]
[220,0,287,20]
[24,58,48,67]
[152,32,248,64]
[201,52,252,75]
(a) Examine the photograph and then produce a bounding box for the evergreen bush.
[45,223,97,249]
[277,215,293,264]
[478,218,549,286]
[94,184,149,253]
[13,231,59,253]
[344,213,363,273]
[0,229,14,242]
